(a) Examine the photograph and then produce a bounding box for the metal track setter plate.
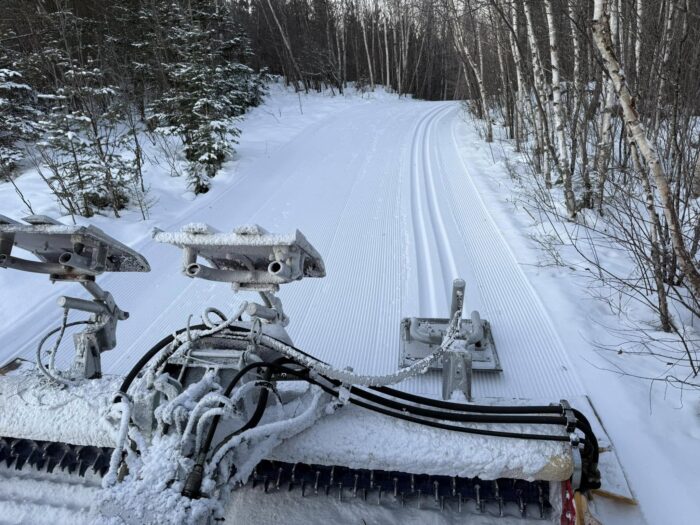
[400,317,501,371]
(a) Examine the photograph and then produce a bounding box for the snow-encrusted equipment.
[0,219,601,524]
[401,278,501,401]
[0,214,149,379]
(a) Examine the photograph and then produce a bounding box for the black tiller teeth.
[0,436,113,478]
[249,460,552,519]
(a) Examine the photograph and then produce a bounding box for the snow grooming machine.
[0,218,600,524]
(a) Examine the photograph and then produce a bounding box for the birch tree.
[544,0,576,216]
[447,0,493,142]
[592,0,700,306]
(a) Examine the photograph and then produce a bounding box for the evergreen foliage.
[0,0,264,212]
[0,36,39,178]
[146,1,264,193]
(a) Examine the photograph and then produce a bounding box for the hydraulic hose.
[36,319,93,386]
[182,360,283,498]
[346,394,572,442]
[265,364,573,442]
[115,324,206,402]
[129,321,600,494]
[228,362,574,442]
[373,385,563,414]
[348,386,568,426]
[215,330,577,416]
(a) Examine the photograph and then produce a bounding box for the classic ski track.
[422,105,461,306]
[409,107,440,315]
[437,106,584,397]
[2,99,585,400]
[408,103,461,317]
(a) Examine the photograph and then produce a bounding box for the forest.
[1,0,700,373]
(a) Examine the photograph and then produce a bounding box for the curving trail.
[0,100,583,401]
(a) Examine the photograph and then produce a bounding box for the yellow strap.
[592,488,638,506]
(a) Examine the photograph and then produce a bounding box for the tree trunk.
[447,0,492,142]
[524,0,553,184]
[634,0,643,86]
[265,0,307,92]
[383,15,390,88]
[359,3,375,89]
[545,0,576,216]
[592,0,700,309]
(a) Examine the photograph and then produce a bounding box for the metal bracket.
[0,214,149,379]
[245,291,289,327]
[153,223,325,292]
[400,280,501,375]
[60,281,129,378]
[0,215,149,280]
[399,279,502,400]
[442,341,473,401]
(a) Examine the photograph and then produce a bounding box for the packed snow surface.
[0,374,115,447]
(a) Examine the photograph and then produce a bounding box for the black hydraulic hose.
[219,332,576,417]
[118,321,265,402]
[376,377,599,488]
[183,360,285,499]
[133,326,599,494]
[362,382,599,491]
[254,363,574,443]
[373,385,563,415]
[573,409,600,466]
[200,362,575,486]
[185,361,601,500]
[346,394,572,442]
[115,324,208,402]
[349,386,568,426]
[206,357,303,451]
[210,337,583,431]
[572,409,598,453]
[200,361,276,457]
[205,361,309,462]
[197,337,598,453]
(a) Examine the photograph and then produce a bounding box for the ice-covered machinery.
[401,277,501,401]
[0,214,149,379]
[0,217,601,524]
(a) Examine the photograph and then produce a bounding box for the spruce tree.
[148,1,263,194]
[0,37,40,178]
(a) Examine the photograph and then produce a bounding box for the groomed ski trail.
[0,99,584,402]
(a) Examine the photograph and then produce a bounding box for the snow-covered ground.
[1,82,697,524]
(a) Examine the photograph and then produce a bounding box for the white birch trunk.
[592,0,700,303]
[545,0,575,215]
[447,0,492,142]
[493,15,510,134]
[635,0,643,83]
[567,1,590,207]
[358,2,375,90]
[596,1,618,212]
[524,0,552,182]
[508,1,526,150]
[652,0,676,132]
